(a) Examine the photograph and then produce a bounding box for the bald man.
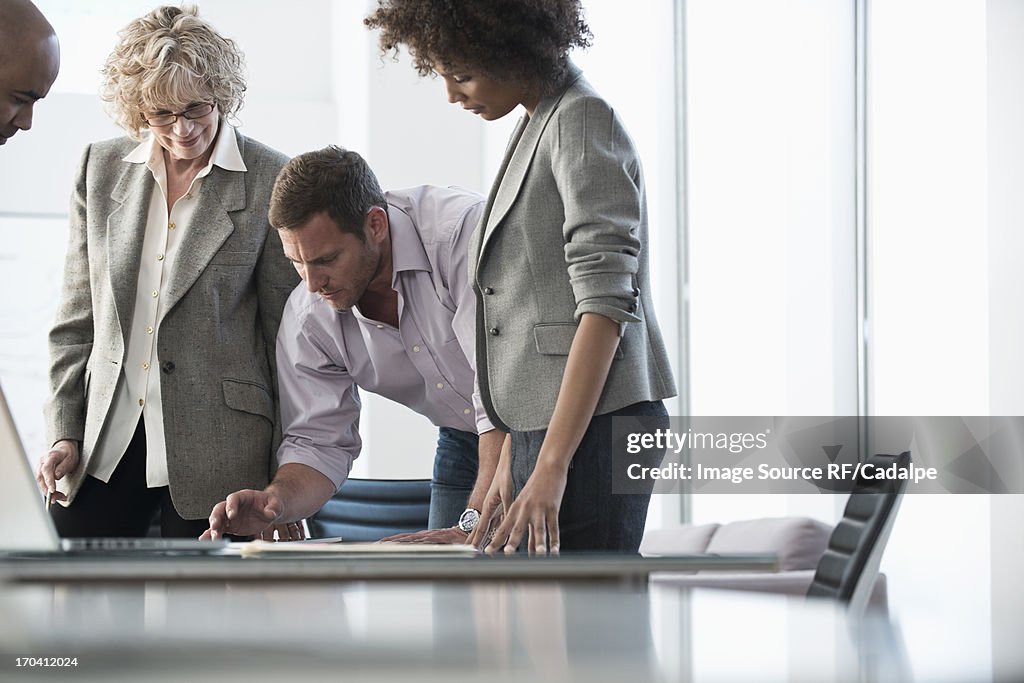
[0,0,59,146]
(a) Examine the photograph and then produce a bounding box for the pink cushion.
[640,523,721,555]
[704,517,832,571]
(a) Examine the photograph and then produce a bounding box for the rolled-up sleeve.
[275,291,361,490]
[552,96,643,326]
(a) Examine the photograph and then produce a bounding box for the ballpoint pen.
[45,490,52,510]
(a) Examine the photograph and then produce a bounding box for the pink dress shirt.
[275,186,493,488]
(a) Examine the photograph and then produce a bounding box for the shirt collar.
[386,201,432,283]
[122,120,247,173]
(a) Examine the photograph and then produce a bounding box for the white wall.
[986,0,1024,678]
[680,3,1022,667]
[685,0,857,526]
[867,0,1024,675]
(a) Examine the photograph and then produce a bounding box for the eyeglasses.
[142,102,215,128]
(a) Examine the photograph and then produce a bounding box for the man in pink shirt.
[204,146,503,542]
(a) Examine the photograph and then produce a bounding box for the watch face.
[458,508,480,532]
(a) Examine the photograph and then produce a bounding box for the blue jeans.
[510,400,669,552]
[429,427,479,529]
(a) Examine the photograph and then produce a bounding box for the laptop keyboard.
[61,537,229,553]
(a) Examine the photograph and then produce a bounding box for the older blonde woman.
[36,5,301,539]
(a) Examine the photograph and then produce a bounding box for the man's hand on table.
[200,489,284,540]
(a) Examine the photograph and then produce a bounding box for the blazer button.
[632,287,640,297]
[629,303,638,313]
[161,361,176,374]
[489,327,500,336]
[483,287,494,295]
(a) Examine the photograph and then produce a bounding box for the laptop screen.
[0,382,63,552]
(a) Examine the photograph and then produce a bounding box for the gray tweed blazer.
[44,129,298,518]
[470,64,677,432]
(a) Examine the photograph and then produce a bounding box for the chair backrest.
[807,451,911,612]
[307,478,431,542]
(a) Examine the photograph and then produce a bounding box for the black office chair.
[807,451,911,613]
[307,478,431,542]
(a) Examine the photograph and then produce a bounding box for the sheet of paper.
[239,541,479,558]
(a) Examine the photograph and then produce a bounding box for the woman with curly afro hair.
[366,0,677,555]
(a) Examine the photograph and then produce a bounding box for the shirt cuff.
[276,438,354,492]
[574,299,642,326]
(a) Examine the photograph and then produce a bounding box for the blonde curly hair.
[100,4,246,139]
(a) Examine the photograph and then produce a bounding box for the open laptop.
[0,382,228,556]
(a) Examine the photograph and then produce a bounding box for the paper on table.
[239,541,480,558]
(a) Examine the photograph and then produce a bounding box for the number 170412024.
[14,657,78,667]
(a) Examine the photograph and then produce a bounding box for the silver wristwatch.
[457,507,481,534]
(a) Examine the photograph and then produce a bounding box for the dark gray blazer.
[44,129,299,518]
[470,65,677,432]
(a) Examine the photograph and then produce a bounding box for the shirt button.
[489,327,500,336]
[138,399,145,406]
[436,383,444,390]
[412,345,421,353]
[142,362,149,370]
[147,326,153,334]
[157,254,164,261]
[376,324,384,329]
[168,222,176,230]
[151,290,159,298]
[463,408,472,415]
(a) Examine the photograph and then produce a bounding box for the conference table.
[0,551,1005,682]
